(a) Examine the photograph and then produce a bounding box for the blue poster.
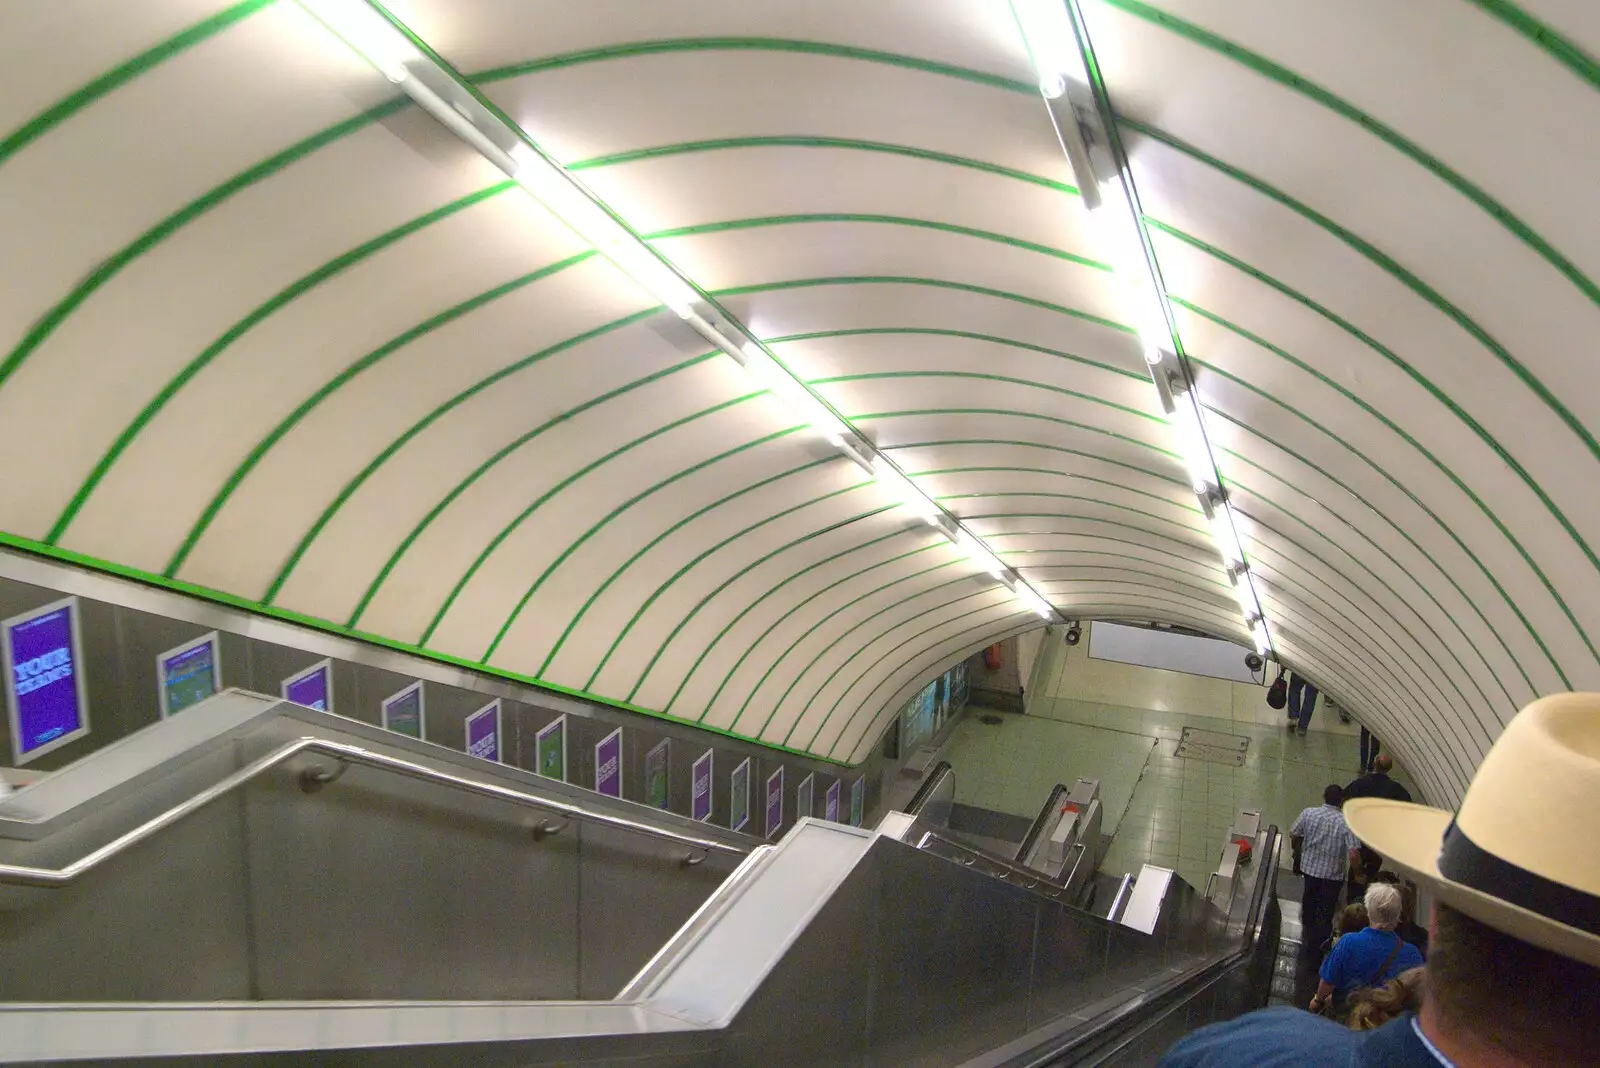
[3,597,90,764]
[282,659,332,713]
[825,779,841,822]
[465,700,501,762]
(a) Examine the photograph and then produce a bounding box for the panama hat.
[1345,693,1600,969]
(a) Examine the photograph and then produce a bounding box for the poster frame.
[536,714,568,782]
[730,756,751,832]
[155,630,222,718]
[691,748,714,822]
[645,737,671,810]
[381,680,425,738]
[796,772,815,823]
[464,698,502,762]
[281,658,334,713]
[765,766,784,839]
[594,726,623,798]
[2,596,91,765]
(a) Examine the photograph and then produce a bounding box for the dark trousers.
[1300,875,1343,954]
[1288,675,1319,732]
[1360,727,1380,773]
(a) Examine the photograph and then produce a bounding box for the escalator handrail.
[903,760,953,817]
[918,827,1086,899]
[1013,782,1070,865]
[0,736,747,888]
[990,825,1283,1068]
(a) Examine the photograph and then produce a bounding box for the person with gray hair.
[1310,881,1425,1016]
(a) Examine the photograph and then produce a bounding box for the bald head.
[1373,753,1393,774]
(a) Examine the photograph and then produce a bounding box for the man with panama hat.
[1159,693,1600,1067]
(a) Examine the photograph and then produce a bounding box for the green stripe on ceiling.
[919,457,1182,495]
[0,527,850,766]
[1106,15,1600,472]
[48,180,517,546]
[1233,501,1494,756]
[690,533,935,724]
[1152,218,1595,671]
[935,476,1199,519]
[0,0,274,171]
[576,492,891,693]
[0,96,409,391]
[1107,0,1600,312]
[728,276,1124,334]
[646,213,1108,272]
[798,589,1016,750]
[567,135,1077,195]
[472,36,1037,96]
[514,458,845,687]
[169,250,595,578]
[816,369,1157,424]
[429,429,812,643]
[362,360,750,635]
[474,444,833,662]
[1460,1,1600,93]
[956,502,1202,541]
[730,566,975,739]
[1026,557,1229,591]
[1175,299,1553,692]
[261,306,663,604]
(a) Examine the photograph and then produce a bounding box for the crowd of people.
[1158,693,1600,1067]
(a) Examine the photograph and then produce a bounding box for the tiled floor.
[943,633,1417,893]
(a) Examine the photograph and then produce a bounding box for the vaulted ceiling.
[2,0,1596,803]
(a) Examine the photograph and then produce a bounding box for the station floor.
[942,635,1416,893]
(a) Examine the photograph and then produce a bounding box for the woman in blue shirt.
[1311,883,1424,1015]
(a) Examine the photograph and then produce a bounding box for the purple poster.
[691,749,714,822]
[765,767,784,839]
[465,700,501,762]
[825,779,841,822]
[3,597,90,764]
[282,659,332,713]
[595,727,623,798]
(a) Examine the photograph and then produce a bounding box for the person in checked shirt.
[1291,784,1361,956]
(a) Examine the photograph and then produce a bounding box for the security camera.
[1064,624,1082,647]
[1245,652,1264,673]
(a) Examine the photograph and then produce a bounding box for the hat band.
[1439,820,1600,936]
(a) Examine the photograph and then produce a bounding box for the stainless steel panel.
[243,755,581,1000]
[577,818,741,999]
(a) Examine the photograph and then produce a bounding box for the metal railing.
[917,828,1087,900]
[903,760,953,817]
[1014,782,1071,864]
[0,736,747,887]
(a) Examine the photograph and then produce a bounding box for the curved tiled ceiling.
[2,0,1596,802]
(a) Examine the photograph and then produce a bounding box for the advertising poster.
[796,773,815,823]
[465,700,501,762]
[691,748,714,822]
[850,777,865,827]
[3,597,91,765]
[765,767,784,839]
[595,727,623,798]
[156,631,221,717]
[537,715,567,781]
[282,659,333,713]
[645,738,671,810]
[825,779,841,822]
[381,681,424,738]
[730,757,751,832]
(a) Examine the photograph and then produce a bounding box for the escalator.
[0,694,1278,1066]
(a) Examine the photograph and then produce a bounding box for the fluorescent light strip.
[300,0,1063,628]
[1018,0,1273,655]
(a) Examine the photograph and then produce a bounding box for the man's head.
[1372,753,1393,774]
[1322,783,1343,807]
[1363,883,1402,930]
[1425,902,1600,1064]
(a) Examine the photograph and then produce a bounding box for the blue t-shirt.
[1158,1009,1441,1068]
[1320,928,1424,993]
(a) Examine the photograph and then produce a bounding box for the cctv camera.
[1064,624,1082,647]
[1244,652,1264,672]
